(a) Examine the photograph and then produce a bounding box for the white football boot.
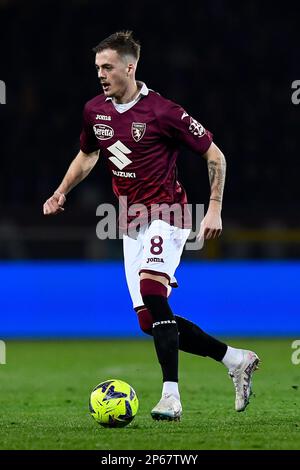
[228,350,260,412]
[151,394,182,421]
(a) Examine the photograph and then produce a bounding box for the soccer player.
[43,31,259,420]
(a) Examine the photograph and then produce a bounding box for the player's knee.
[140,271,169,286]
[167,285,172,297]
[135,307,153,335]
[139,276,175,323]
[140,276,168,299]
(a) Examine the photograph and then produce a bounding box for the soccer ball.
[89,379,139,428]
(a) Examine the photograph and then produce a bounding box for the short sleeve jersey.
[80,83,213,230]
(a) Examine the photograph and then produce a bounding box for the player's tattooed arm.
[203,143,226,208]
[197,142,226,241]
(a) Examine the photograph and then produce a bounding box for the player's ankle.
[222,346,244,370]
[162,381,180,400]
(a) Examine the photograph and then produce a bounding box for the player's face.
[95,49,132,100]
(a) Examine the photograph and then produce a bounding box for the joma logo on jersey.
[131,122,146,142]
[146,257,164,263]
[181,111,189,120]
[95,114,111,121]
[93,124,114,140]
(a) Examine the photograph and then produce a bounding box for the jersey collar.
[105,81,149,102]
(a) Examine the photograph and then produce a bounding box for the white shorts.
[123,219,190,309]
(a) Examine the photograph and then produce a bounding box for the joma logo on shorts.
[146,257,164,263]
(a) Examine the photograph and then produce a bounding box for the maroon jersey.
[80,83,213,231]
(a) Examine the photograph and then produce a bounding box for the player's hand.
[197,208,222,242]
[43,191,66,215]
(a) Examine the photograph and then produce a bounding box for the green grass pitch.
[0,339,299,450]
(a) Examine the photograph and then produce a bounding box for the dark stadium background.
[0,0,299,337]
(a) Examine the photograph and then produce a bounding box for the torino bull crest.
[131,122,146,142]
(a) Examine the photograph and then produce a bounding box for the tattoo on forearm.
[208,161,217,187]
[207,155,226,201]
